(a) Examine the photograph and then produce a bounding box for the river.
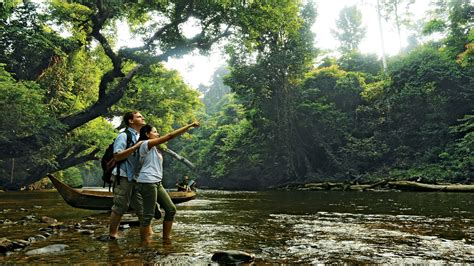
[0,189,473,264]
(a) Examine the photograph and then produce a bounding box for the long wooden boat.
[47,174,196,210]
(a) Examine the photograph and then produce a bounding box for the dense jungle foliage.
[0,0,472,190]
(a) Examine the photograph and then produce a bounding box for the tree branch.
[161,147,195,170]
[60,65,142,131]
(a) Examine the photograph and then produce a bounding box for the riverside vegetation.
[0,1,472,190]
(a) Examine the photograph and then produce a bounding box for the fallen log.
[387,181,474,192]
[349,180,389,191]
[300,180,474,192]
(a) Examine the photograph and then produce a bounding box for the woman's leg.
[156,184,177,241]
[138,183,158,243]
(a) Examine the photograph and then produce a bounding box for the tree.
[198,65,231,115]
[337,51,382,79]
[223,2,318,187]
[380,0,415,52]
[296,66,365,179]
[0,1,305,189]
[331,5,367,53]
[376,0,387,70]
[423,0,474,57]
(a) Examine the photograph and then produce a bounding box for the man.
[108,111,146,240]
[176,175,190,192]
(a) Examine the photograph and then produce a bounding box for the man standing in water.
[107,111,146,240]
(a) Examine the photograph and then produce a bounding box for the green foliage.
[1,0,472,189]
[296,66,365,177]
[119,64,202,134]
[423,0,473,56]
[37,49,102,116]
[337,51,382,79]
[0,65,55,142]
[60,167,83,188]
[439,114,474,181]
[0,2,78,80]
[198,65,231,115]
[331,5,366,53]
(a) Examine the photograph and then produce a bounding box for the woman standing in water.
[136,121,199,244]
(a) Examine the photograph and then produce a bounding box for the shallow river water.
[0,189,473,264]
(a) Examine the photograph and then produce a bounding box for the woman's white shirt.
[137,140,163,183]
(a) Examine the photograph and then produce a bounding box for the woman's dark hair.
[138,124,153,141]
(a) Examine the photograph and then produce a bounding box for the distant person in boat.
[136,121,200,244]
[108,111,145,240]
[176,175,191,192]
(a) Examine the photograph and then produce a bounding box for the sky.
[117,0,432,88]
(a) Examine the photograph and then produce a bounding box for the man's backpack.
[100,130,134,190]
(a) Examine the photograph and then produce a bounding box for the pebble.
[120,224,130,229]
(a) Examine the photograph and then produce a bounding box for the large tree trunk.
[3,146,100,190]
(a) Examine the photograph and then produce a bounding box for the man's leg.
[109,210,122,238]
[109,177,133,238]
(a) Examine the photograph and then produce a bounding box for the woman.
[136,121,199,244]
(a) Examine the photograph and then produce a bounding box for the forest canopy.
[0,0,472,190]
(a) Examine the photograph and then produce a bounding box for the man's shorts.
[111,176,143,216]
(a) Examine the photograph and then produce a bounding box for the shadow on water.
[0,189,473,264]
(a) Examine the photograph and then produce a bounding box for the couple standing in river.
[108,111,199,244]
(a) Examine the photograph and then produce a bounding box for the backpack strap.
[115,128,136,185]
[124,129,134,148]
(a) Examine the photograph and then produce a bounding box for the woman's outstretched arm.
[147,121,200,149]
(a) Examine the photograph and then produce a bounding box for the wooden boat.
[47,174,196,210]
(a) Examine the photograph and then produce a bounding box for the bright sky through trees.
[117,0,431,88]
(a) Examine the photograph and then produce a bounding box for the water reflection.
[0,189,472,264]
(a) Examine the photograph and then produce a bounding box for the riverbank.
[277,180,474,192]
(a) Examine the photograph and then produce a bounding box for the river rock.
[0,219,14,225]
[0,238,13,253]
[48,223,66,230]
[41,216,58,224]
[25,244,69,256]
[40,231,52,237]
[77,229,94,235]
[39,227,54,233]
[11,239,30,249]
[34,234,47,241]
[211,250,255,264]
